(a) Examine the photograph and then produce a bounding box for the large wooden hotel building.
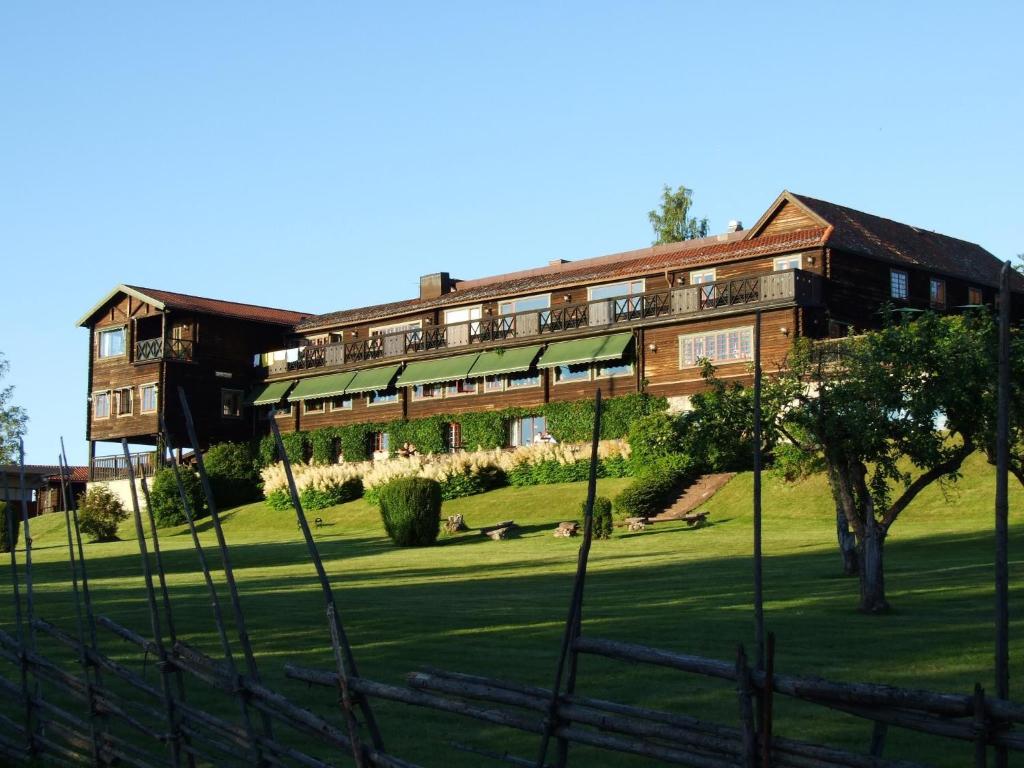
[77,191,1023,475]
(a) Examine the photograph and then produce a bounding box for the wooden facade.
[80,192,1024,464]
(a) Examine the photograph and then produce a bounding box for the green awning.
[345,364,402,395]
[288,372,357,402]
[537,332,634,368]
[395,353,480,388]
[469,345,542,377]
[247,380,294,406]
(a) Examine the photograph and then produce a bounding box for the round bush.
[148,467,207,528]
[580,496,613,540]
[204,442,261,508]
[377,477,442,547]
[0,500,21,552]
[77,486,129,542]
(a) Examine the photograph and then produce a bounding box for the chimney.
[726,220,744,233]
[419,272,453,300]
[549,259,570,267]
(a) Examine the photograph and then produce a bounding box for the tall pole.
[753,309,765,671]
[994,262,1010,768]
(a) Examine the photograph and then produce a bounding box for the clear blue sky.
[2,2,1022,466]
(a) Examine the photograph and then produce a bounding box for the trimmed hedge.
[266,478,364,511]
[204,442,261,508]
[149,467,207,527]
[506,455,631,487]
[580,496,613,540]
[613,454,698,521]
[378,477,442,547]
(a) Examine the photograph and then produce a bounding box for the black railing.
[135,337,196,364]
[257,269,823,375]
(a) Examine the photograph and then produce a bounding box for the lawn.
[1,454,1022,767]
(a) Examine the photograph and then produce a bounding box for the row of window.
[890,269,983,307]
[92,385,244,420]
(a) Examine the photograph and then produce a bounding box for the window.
[499,294,551,316]
[330,396,352,411]
[968,286,984,305]
[372,431,390,454]
[555,363,591,383]
[369,388,399,405]
[773,254,802,271]
[446,422,462,452]
[507,371,540,389]
[595,360,634,378]
[97,327,126,358]
[115,387,133,416]
[93,391,111,419]
[444,306,483,339]
[302,399,325,414]
[221,389,243,418]
[369,320,422,353]
[484,375,505,392]
[890,269,909,299]
[690,269,717,304]
[273,404,293,418]
[444,379,477,397]
[679,326,754,367]
[929,278,946,308]
[588,279,645,318]
[140,384,158,413]
[509,415,547,447]
[412,383,441,400]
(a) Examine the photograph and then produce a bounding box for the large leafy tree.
[699,310,1019,613]
[648,185,709,244]
[0,353,28,464]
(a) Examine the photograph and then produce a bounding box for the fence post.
[973,683,988,768]
[994,261,1010,768]
[736,644,757,768]
[3,469,36,760]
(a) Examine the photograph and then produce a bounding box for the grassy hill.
[2,453,1022,767]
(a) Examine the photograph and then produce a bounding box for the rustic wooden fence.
[0,263,1018,767]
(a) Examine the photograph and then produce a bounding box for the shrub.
[0,500,20,552]
[627,412,683,468]
[614,454,697,520]
[77,486,129,542]
[148,467,207,528]
[377,477,442,547]
[204,442,261,508]
[580,496,613,539]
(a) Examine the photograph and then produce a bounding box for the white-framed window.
[446,422,462,452]
[370,319,423,336]
[484,375,505,393]
[444,305,482,329]
[554,363,591,383]
[221,389,243,418]
[773,254,802,271]
[690,268,716,284]
[302,398,325,414]
[93,390,111,419]
[368,388,399,406]
[890,269,909,300]
[679,326,754,368]
[412,383,441,401]
[499,293,551,316]
[595,360,634,378]
[444,379,477,397]
[929,278,946,308]
[968,286,984,305]
[509,415,547,447]
[273,403,293,418]
[140,384,158,413]
[97,327,126,358]
[329,396,352,411]
[507,371,541,389]
[372,431,390,454]
[587,279,645,302]
[115,387,133,416]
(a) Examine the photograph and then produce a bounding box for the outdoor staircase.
[651,472,736,522]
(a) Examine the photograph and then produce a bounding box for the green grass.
[1,456,1023,767]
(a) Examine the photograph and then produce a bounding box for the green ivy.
[390,415,448,455]
[280,432,307,464]
[455,411,507,450]
[308,428,338,465]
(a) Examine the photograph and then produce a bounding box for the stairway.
[651,472,736,522]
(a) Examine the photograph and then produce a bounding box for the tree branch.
[776,423,816,454]
[881,441,974,531]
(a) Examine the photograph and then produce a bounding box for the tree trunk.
[858,515,889,614]
[835,500,858,576]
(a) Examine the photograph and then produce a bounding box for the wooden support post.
[753,309,765,672]
[974,683,988,768]
[735,645,757,768]
[868,722,888,758]
[17,440,43,757]
[994,262,1010,768]
[3,469,36,760]
[761,632,774,768]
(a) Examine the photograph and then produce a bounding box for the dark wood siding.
[755,201,821,237]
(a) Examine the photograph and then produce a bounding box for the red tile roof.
[126,286,312,326]
[297,227,828,331]
[1,465,89,483]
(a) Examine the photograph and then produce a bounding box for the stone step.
[651,472,735,522]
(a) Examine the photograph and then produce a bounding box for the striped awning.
[247,380,294,406]
[537,333,633,368]
[396,353,480,388]
[287,372,357,402]
[468,345,542,378]
[344,364,403,395]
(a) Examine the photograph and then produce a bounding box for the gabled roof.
[297,227,827,331]
[77,285,311,328]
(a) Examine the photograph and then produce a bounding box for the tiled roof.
[792,194,1024,290]
[0,465,89,483]
[297,227,828,331]
[125,286,312,326]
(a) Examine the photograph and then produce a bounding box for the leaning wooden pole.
[269,414,385,758]
[537,389,602,768]
[121,439,184,768]
[17,440,43,755]
[158,416,264,766]
[994,261,1011,768]
[753,309,765,672]
[3,470,35,760]
[175,387,275,743]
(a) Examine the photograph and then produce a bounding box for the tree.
[78,486,128,542]
[0,353,28,464]
[648,185,710,245]
[698,310,1018,613]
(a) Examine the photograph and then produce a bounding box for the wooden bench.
[681,511,709,527]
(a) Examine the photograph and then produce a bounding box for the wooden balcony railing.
[135,338,196,364]
[257,269,823,375]
[91,451,159,482]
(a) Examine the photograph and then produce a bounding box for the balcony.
[135,337,196,364]
[257,269,823,376]
[91,451,158,481]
